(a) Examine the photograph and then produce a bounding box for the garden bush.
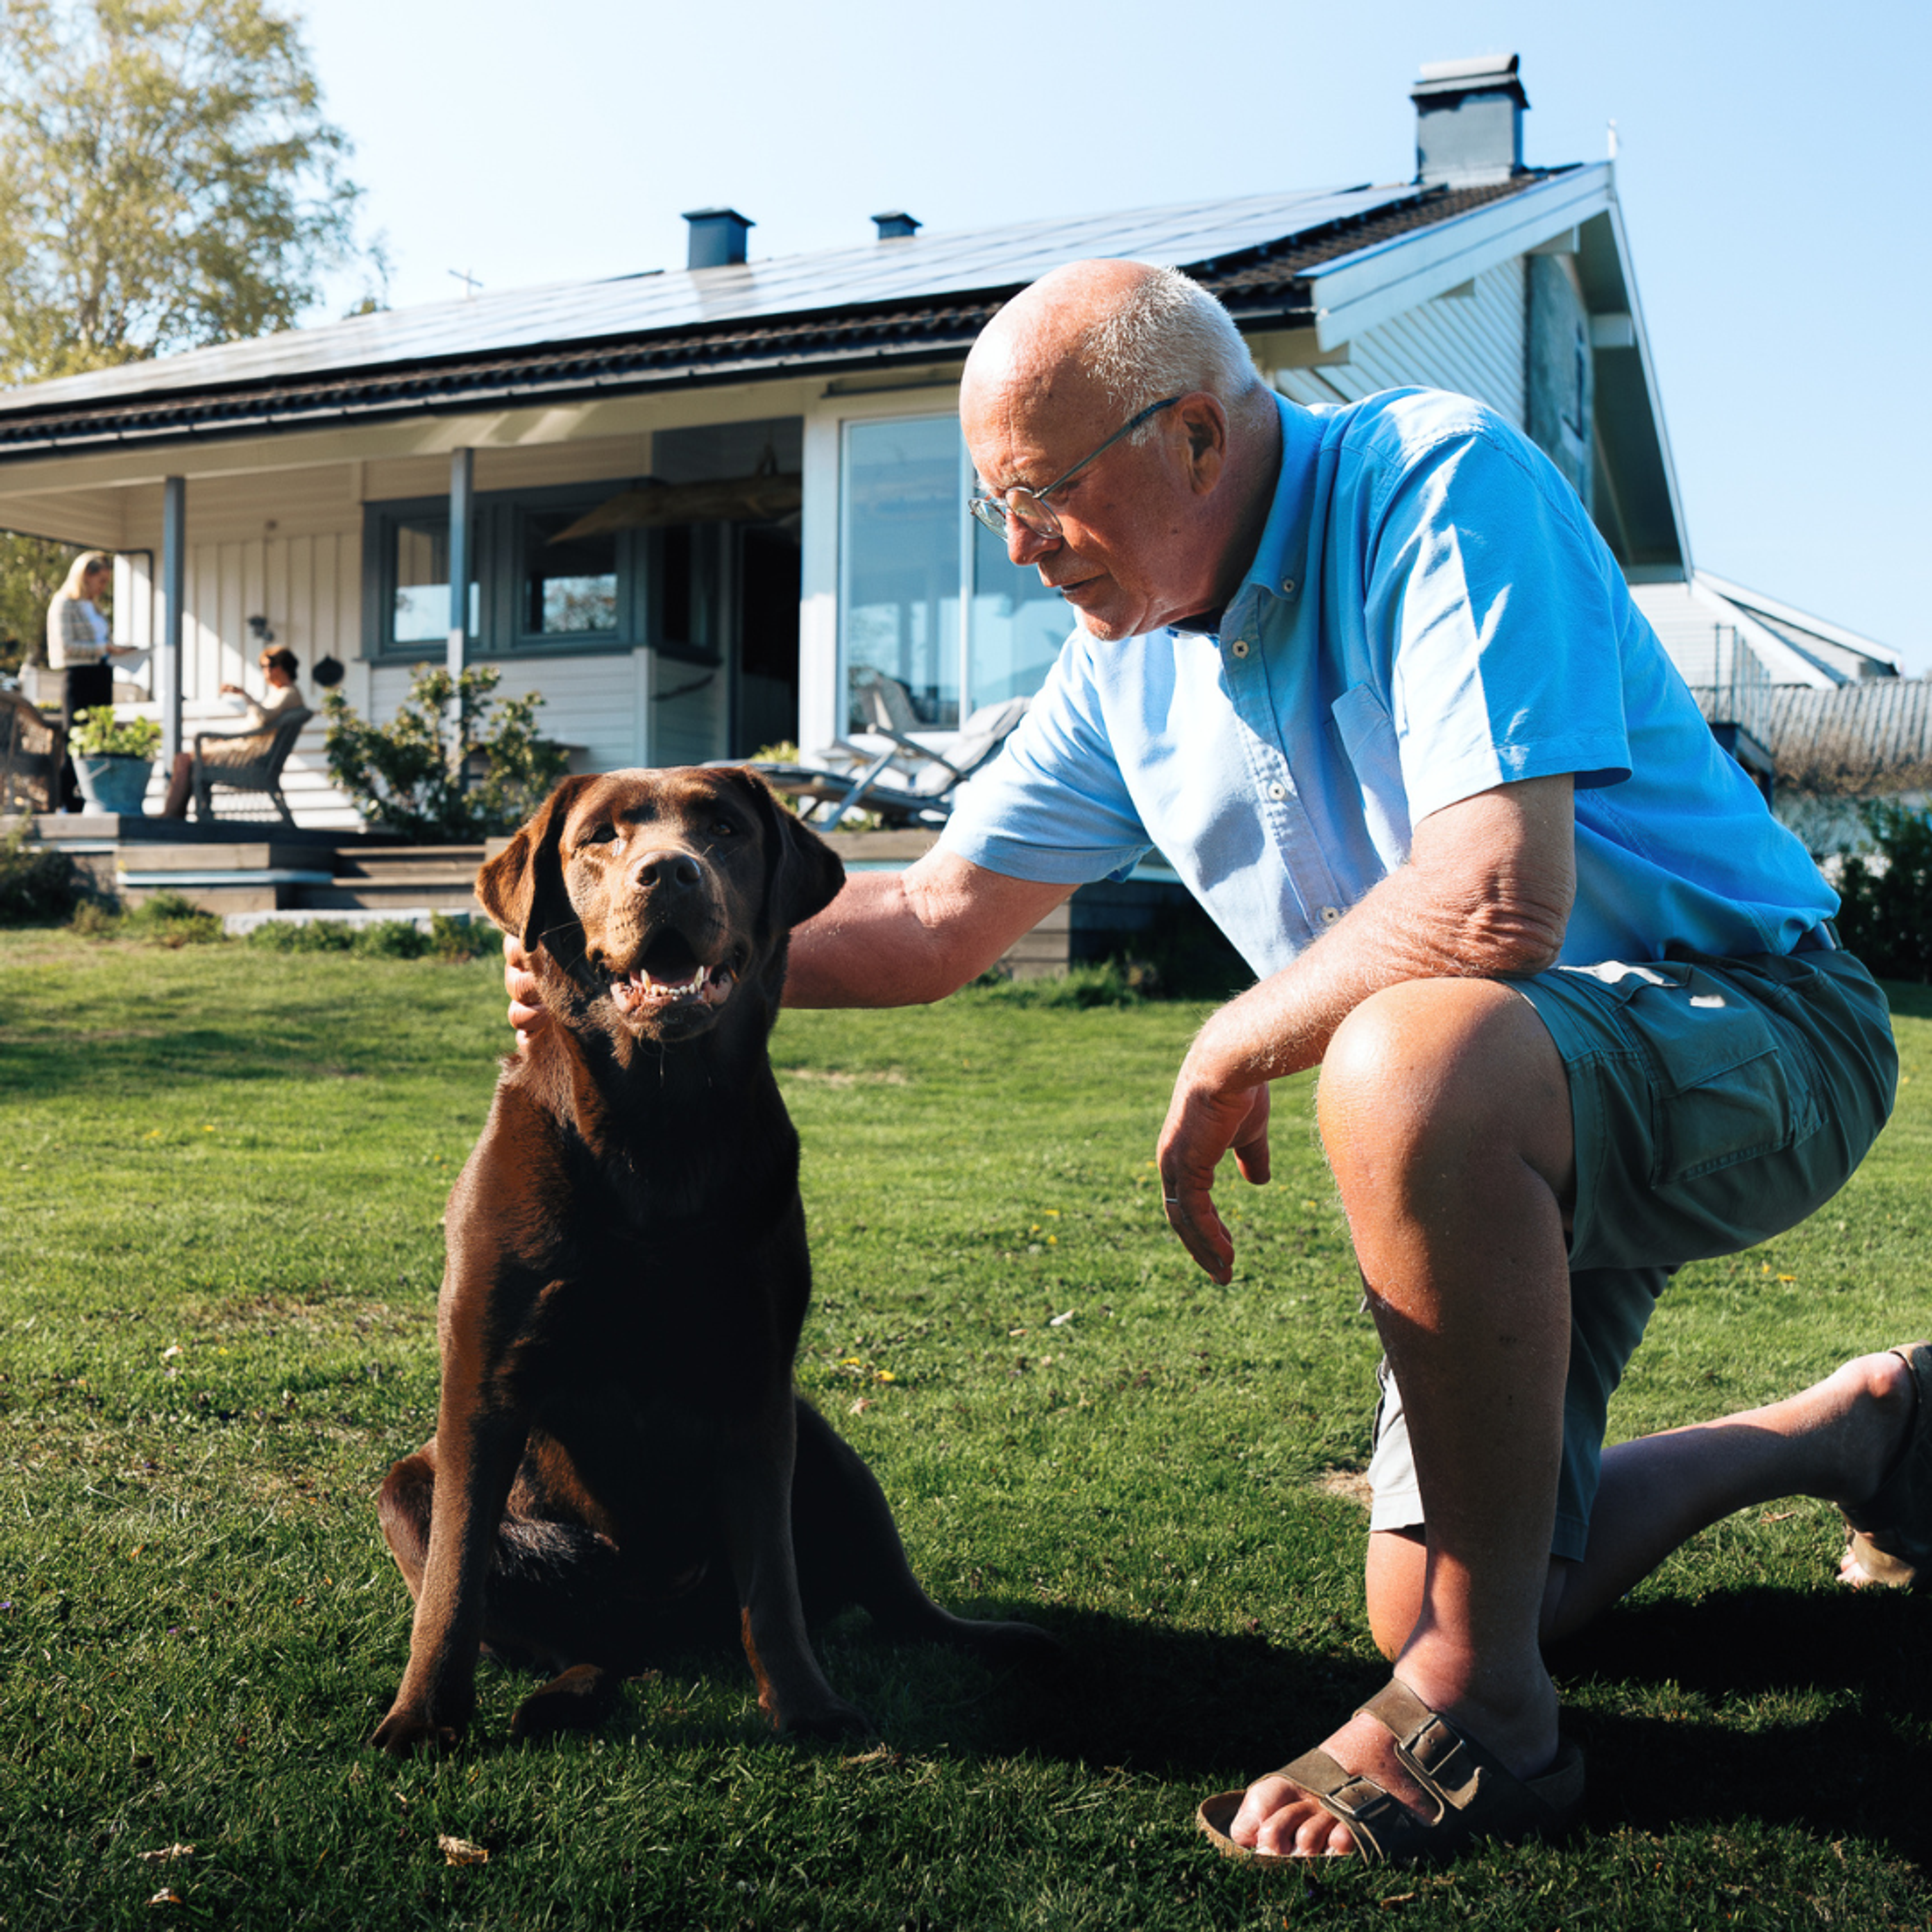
[323,664,570,840]
[0,823,80,922]
[1833,800,1932,983]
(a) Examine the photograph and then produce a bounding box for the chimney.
[1411,55,1527,188]
[872,210,921,241]
[682,207,753,270]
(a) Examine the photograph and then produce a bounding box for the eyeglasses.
[968,396,1179,542]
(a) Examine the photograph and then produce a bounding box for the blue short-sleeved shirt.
[941,388,1834,978]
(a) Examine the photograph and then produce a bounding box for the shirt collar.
[1167,391,1317,639]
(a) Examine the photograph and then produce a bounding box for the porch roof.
[0,172,1570,456]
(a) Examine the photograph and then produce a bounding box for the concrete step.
[295,881,482,913]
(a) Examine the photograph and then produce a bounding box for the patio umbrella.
[551,459,801,540]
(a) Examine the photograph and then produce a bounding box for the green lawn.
[2,928,1928,1930]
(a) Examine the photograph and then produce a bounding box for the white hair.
[1076,266,1263,439]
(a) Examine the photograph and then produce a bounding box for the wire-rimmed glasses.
[968,396,1179,543]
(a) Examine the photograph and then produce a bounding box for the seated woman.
[160,647,306,818]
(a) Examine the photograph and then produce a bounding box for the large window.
[364,482,639,659]
[839,414,1073,731]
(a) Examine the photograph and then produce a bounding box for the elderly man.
[511,261,1922,1863]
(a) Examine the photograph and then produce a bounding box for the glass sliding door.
[840,415,962,729]
[839,411,1077,735]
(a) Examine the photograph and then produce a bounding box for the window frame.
[362,482,647,663]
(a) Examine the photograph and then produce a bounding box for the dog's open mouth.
[608,931,743,1018]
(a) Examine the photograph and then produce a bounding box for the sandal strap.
[1271,1742,1427,1864]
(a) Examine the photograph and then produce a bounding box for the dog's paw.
[369,1705,461,1757]
[510,1664,622,1741]
[777,1697,874,1744]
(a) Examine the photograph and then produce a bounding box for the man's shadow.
[830,1580,1932,1870]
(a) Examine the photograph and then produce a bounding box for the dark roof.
[0,175,1554,458]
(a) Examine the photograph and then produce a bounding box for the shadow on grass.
[373,1579,1932,1875]
[1552,1585,1932,1865]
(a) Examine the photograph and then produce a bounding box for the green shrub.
[240,911,498,963]
[430,909,501,962]
[68,707,162,758]
[1834,801,1932,983]
[323,664,570,840]
[0,824,82,922]
[115,890,225,946]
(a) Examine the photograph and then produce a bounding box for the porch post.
[446,447,473,773]
[158,475,186,767]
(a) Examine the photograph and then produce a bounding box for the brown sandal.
[1196,1678,1584,1866]
[1841,1341,1932,1590]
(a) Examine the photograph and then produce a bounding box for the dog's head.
[477,767,845,1046]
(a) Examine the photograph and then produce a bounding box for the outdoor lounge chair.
[191,706,313,824]
[742,689,1029,830]
[0,687,65,814]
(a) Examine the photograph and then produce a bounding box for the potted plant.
[69,707,163,816]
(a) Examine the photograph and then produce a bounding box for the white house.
[0,56,1701,826]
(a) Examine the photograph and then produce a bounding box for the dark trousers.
[57,662,112,811]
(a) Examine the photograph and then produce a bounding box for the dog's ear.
[722,768,846,934]
[475,773,598,952]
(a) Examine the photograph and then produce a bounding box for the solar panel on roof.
[0,183,1421,411]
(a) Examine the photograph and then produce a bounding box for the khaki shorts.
[1365,939,1898,1561]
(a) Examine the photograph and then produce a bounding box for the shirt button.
[1280,578,1297,596]
[1319,906,1340,925]
[1230,638,1250,658]
[1267,781,1286,801]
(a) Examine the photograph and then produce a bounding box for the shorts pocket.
[1618,962,1824,1186]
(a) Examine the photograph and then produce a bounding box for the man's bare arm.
[783,849,1075,1007]
[1158,773,1577,1279]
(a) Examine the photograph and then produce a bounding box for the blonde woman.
[47,551,133,810]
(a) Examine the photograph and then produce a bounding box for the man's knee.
[1317,978,1573,1200]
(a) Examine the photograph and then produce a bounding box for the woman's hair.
[1078,266,1263,439]
[260,647,300,679]
[57,551,110,600]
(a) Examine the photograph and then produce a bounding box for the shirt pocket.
[1329,682,1411,861]
[1600,960,1824,1187]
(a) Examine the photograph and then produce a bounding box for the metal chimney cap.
[1412,53,1527,108]
[871,210,922,240]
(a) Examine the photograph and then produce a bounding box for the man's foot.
[1200,1675,1580,1864]
[1837,1343,1930,1589]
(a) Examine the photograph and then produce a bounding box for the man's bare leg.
[1364,1348,1919,1658]
[1228,978,1578,1860]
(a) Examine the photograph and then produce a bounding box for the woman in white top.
[159,648,307,818]
[47,551,133,810]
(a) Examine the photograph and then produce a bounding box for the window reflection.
[523,510,617,636]
[391,515,480,641]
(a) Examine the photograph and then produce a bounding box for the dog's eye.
[580,823,617,846]
[711,819,737,837]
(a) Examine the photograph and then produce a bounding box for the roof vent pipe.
[682,207,753,270]
[872,210,921,240]
[1411,54,1527,188]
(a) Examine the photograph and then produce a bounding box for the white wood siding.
[1268,256,1527,423]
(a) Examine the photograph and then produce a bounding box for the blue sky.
[302,0,1929,671]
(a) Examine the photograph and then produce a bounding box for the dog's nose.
[632,851,703,895]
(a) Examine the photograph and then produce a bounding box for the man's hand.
[504,934,546,1043]
[1157,1045,1272,1284]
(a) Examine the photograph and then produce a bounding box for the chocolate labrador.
[370,767,1047,1754]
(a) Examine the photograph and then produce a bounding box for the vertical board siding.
[1272,258,1527,424]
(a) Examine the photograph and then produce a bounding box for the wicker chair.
[190,707,313,824]
[0,687,65,814]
